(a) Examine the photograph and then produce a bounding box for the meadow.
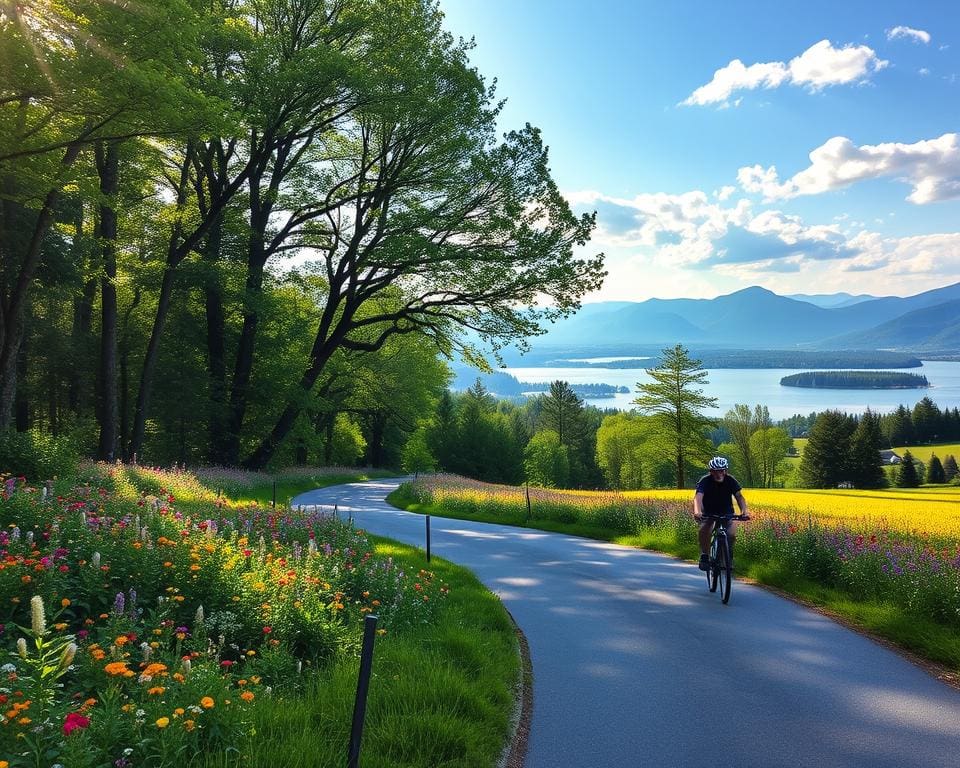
[0,466,518,768]
[391,475,960,672]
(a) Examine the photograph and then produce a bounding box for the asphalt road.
[292,479,960,768]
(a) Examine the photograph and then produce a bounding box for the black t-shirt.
[695,474,742,516]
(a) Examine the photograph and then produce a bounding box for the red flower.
[262,626,272,634]
[63,712,91,735]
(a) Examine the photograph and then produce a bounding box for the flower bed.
[0,466,446,767]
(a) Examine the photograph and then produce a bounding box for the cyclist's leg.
[727,519,738,562]
[698,519,713,569]
[698,519,714,555]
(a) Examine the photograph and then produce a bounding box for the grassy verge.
[199,538,519,768]
[387,483,960,675]
[193,470,520,768]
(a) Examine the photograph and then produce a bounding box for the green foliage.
[0,428,82,480]
[944,454,959,483]
[633,344,717,488]
[927,453,947,484]
[402,426,436,474]
[523,430,569,488]
[595,412,671,489]
[799,411,855,488]
[748,427,793,488]
[848,410,887,489]
[896,449,921,488]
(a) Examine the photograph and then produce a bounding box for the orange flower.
[184,719,195,731]
[240,691,255,702]
[200,696,214,709]
[114,636,128,646]
[61,598,71,608]
[104,662,129,676]
[147,686,165,696]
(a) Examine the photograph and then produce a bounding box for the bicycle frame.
[703,514,746,604]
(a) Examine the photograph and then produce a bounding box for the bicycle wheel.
[717,534,732,604]
[708,535,719,592]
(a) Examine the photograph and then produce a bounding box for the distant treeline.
[554,350,923,369]
[780,371,930,389]
[452,370,627,398]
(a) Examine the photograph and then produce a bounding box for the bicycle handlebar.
[699,514,750,521]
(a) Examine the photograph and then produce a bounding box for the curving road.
[293,480,960,768]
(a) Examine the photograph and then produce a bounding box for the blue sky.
[439,1,960,301]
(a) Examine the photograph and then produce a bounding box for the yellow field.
[892,443,960,463]
[417,475,960,537]
[624,486,960,535]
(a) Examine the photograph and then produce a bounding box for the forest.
[0,0,603,471]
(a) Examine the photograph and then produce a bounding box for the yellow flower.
[184,719,196,731]
[200,696,215,709]
[156,717,170,728]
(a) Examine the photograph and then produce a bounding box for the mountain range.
[531,281,960,352]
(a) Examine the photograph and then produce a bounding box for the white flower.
[0,663,16,673]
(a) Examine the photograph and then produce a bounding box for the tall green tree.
[749,427,792,488]
[799,411,855,488]
[524,429,569,488]
[633,344,717,489]
[848,410,886,489]
[944,454,959,483]
[896,449,921,488]
[241,0,603,468]
[722,404,760,486]
[927,453,946,484]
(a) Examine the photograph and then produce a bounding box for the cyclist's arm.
[693,491,704,520]
[734,491,749,519]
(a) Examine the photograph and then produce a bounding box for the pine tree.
[944,454,959,483]
[896,449,920,488]
[633,344,717,489]
[799,411,855,488]
[927,453,946,484]
[848,410,886,488]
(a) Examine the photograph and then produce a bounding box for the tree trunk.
[128,266,176,459]
[14,338,28,432]
[95,140,121,460]
[203,214,229,464]
[0,141,84,429]
[224,160,270,465]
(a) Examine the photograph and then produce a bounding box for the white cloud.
[919,67,931,76]
[887,26,931,44]
[737,133,960,204]
[682,40,887,106]
[715,185,736,201]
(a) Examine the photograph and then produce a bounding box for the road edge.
[499,607,533,768]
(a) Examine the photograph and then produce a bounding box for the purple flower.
[113,592,125,615]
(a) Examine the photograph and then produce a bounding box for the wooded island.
[780,371,930,389]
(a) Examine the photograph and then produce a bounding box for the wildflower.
[240,691,255,702]
[104,662,129,676]
[200,696,215,709]
[63,712,91,735]
[155,717,170,728]
[30,595,46,634]
[60,643,77,670]
[148,686,165,696]
[184,719,196,731]
[61,598,71,608]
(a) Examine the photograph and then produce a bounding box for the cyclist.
[693,456,749,571]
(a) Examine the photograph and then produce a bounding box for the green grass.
[892,442,960,463]
[191,473,519,768]
[388,484,960,675]
[195,539,518,768]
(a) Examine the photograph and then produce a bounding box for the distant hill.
[786,292,882,308]
[822,298,960,350]
[531,281,960,352]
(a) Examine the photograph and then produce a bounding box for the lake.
[502,360,960,420]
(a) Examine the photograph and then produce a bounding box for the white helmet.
[708,456,729,471]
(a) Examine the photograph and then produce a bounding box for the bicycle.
[701,514,748,604]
